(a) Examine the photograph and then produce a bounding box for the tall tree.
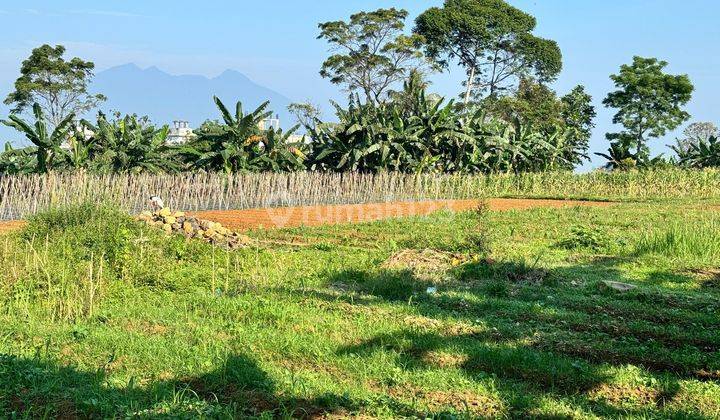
[603,56,693,161]
[414,0,562,104]
[318,8,427,104]
[4,44,105,128]
[560,85,596,162]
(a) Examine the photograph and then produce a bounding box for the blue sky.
[1,1,718,169]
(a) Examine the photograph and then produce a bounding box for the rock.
[183,221,194,234]
[601,280,637,292]
[140,207,250,249]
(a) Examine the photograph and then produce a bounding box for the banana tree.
[190,96,273,172]
[595,141,639,170]
[82,113,182,173]
[1,103,75,173]
[0,142,35,174]
[249,125,306,172]
[672,135,720,168]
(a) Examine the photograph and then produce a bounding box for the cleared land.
[0,198,611,233]
[0,201,718,418]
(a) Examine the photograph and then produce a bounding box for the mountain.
[91,64,295,129]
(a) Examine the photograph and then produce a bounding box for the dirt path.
[0,198,610,234]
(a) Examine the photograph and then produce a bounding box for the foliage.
[4,44,105,128]
[414,0,562,103]
[557,225,607,251]
[675,122,719,154]
[603,56,694,164]
[318,8,428,104]
[189,96,305,173]
[80,112,183,173]
[287,102,322,131]
[307,79,583,173]
[486,80,595,169]
[560,85,597,163]
[672,135,720,168]
[0,103,76,173]
[0,143,35,174]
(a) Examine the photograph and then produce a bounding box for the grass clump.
[635,217,720,265]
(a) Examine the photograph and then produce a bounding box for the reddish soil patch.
[192,198,610,231]
[0,220,25,234]
[0,198,610,234]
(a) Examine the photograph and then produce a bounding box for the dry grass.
[2,169,720,220]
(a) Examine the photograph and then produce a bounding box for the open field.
[0,200,718,418]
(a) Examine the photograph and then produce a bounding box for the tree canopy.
[603,56,694,161]
[318,8,427,104]
[4,44,105,128]
[414,0,562,103]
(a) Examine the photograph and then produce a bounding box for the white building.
[167,120,195,145]
[165,117,305,145]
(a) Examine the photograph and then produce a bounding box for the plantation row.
[1,168,718,220]
[4,85,718,178]
[1,78,595,176]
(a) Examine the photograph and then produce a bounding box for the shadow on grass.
[0,352,358,418]
[311,258,719,416]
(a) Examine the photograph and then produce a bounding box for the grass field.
[1,201,719,418]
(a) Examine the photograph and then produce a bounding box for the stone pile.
[137,208,252,249]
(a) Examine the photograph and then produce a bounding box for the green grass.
[636,216,720,266]
[0,202,719,418]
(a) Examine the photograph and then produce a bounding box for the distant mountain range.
[91,64,295,129]
[1,64,298,146]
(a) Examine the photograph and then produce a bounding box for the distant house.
[258,115,281,131]
[166,116,304,145]
[167,120,195,145]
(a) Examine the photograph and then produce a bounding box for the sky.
[1,0,718,170]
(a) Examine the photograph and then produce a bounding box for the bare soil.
[0,198,611,234]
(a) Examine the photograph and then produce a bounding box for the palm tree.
[1,103,75,173]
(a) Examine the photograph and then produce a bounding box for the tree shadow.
[0,352,358,418]
[319,257,719,417]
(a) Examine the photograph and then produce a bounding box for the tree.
[414,0,562,104]
[4,44,105,128]
[486,80,595,167]
[603,56,694,161]
[318,8,428,104]
[560,85,596,164]
[674,122,718,154]
[1,103,76,173]
[288,102,322,131]
[81,112,183,174]
[189,97,305,173]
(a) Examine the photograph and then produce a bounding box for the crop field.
[0,194,718,418]
[3,169,720,220]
